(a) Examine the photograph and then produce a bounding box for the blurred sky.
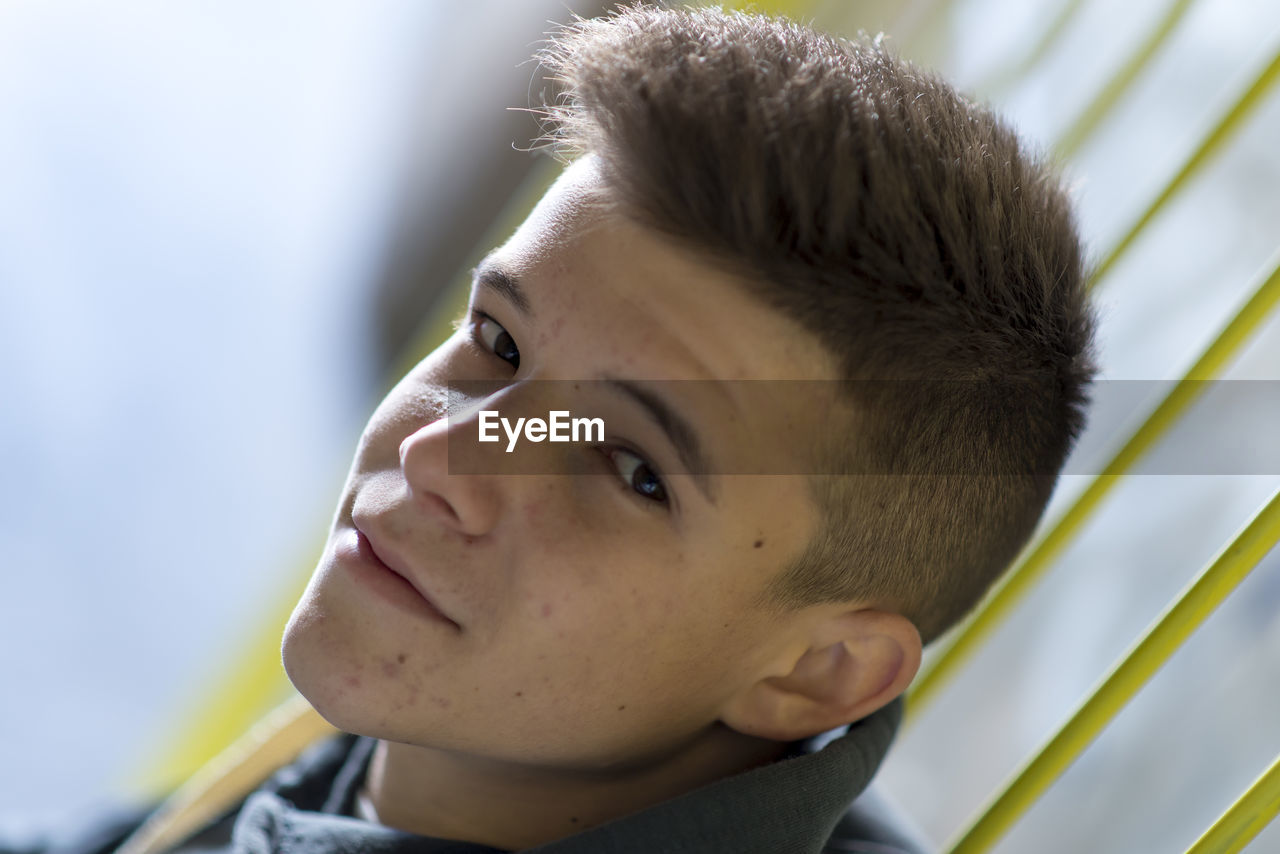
[1,0,1279,850]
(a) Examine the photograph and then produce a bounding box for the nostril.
[419,491,461,525]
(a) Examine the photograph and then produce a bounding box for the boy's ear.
[719,609,921,742]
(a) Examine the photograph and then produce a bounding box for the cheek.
[510,484,678,617]
[517,520,710,674]
[491,476,746,694]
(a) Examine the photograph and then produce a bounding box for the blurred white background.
[0,0,423,828]
[1,0,1278,851]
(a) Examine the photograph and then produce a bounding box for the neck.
[361,724,788,849]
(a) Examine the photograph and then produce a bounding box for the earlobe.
[720,610,921,742]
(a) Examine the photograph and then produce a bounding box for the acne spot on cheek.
[344,675,362,690]
[514,691,524,698]
[429,695,451,709]
[541,602,553,618]
[523,499,543,529]
[381,659,400,678]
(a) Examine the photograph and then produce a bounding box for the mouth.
[346,524,461,631]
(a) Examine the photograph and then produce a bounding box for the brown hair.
[536,4,1096,643]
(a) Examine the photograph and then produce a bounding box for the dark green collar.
[245,698,902,854]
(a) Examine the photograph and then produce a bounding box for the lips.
[350,522,460,630]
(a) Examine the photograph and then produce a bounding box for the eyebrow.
[600,377,718,506]
[472,262,532,319]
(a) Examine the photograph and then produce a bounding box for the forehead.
[490,156,838,383]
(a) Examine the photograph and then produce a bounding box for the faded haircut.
[535,4,1097,644]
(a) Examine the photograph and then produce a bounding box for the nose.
[399,381,571,538]
[398,405,503,539]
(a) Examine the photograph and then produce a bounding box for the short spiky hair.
[536,4,1096,643]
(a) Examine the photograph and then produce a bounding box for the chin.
[282,605,370,734]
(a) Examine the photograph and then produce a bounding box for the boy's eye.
[474,314,520,370]
[606,447,668,506]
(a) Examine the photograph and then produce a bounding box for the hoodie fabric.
[7,698,928,854]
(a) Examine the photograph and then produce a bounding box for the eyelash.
[465,310,520,370]
[462,309,671,509]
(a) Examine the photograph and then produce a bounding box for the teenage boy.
[10,5,1095,853]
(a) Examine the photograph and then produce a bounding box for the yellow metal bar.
[119,695,338,854]
[943,489,1280,854]
[1185,753,1280,854]
[1090,43,1280,287]
[908,249,1280,716]
[1054,0,1196,160]
[974,0,1090,95]
[124,547,322,797]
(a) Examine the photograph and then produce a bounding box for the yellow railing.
[1089,45,1280,285]
[943,489,1280,853]
[1185,753,1280,854]
[973,0,1089,95]
[906,34,1280,714]
[893,7,1280,852]
[908,249,1280,715]
[1053,0,1197,159]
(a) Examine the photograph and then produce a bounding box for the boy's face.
[284,156,843,770]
